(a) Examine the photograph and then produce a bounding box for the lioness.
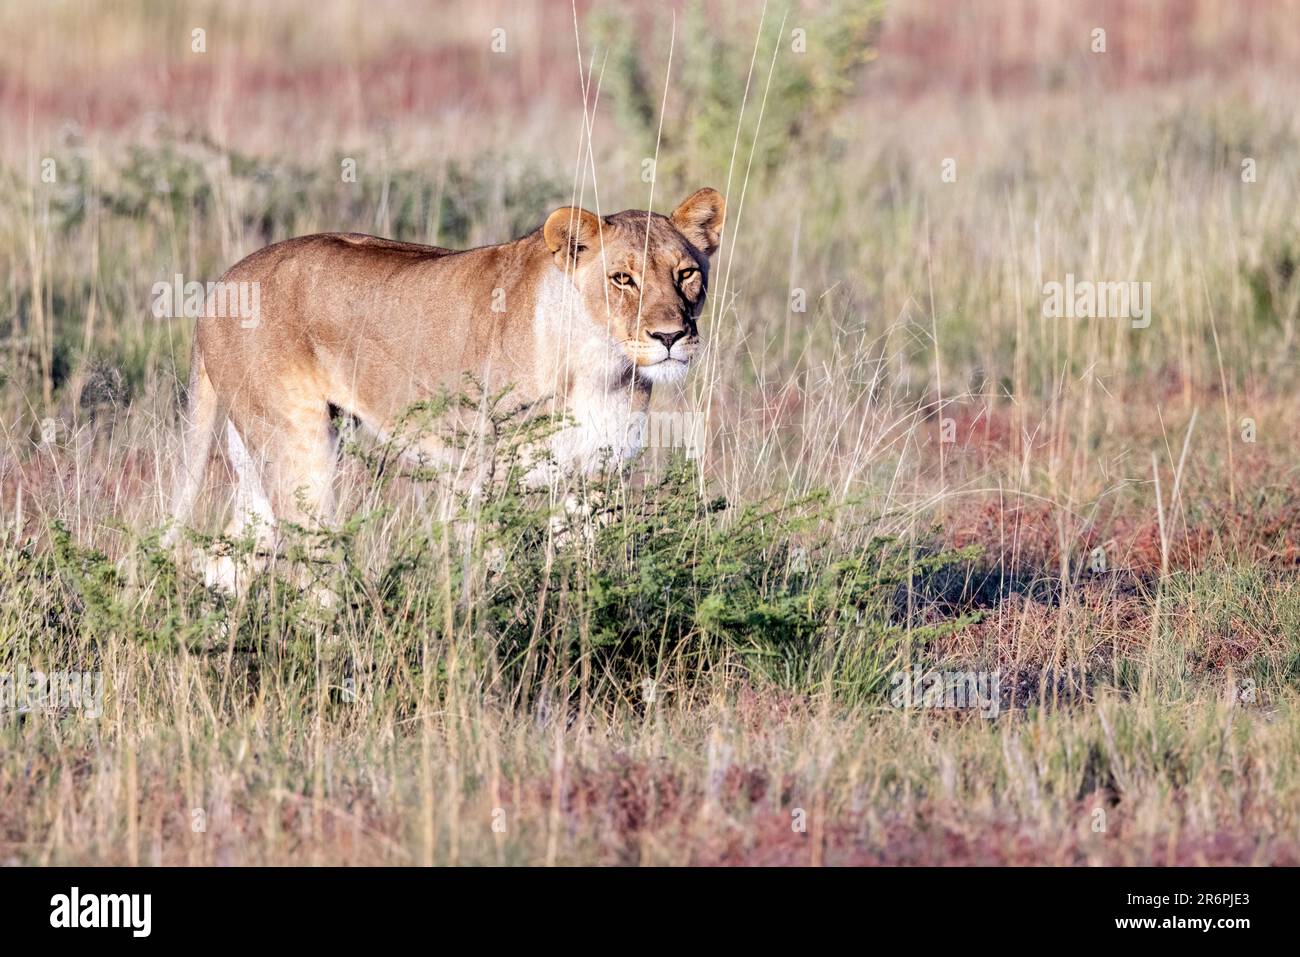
[168,187,724,585]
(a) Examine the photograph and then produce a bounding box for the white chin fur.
[636,359,691,385]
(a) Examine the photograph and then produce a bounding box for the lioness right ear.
[543,206,602,259]
[670,187,726,257]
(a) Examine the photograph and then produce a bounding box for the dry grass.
[2,0,1300,865]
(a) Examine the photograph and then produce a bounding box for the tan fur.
[169,188,725,588]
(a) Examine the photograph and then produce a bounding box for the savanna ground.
[2,0,1300,865]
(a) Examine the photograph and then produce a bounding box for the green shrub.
[32,388,975,711]
[589,0,885,192]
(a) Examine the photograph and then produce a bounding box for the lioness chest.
[529,268,650,476]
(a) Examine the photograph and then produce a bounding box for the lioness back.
[199,230,550,431]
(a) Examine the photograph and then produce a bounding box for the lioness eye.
[611,272,634,287]
[678,267,698,282]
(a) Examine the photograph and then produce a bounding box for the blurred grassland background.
[2,0,1300,865]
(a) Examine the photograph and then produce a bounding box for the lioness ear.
[543,206,602,258]
[670,187,726,257]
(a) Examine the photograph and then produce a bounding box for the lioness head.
[542,187,725,384]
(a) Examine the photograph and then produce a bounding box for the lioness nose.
[648,329,687,349]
